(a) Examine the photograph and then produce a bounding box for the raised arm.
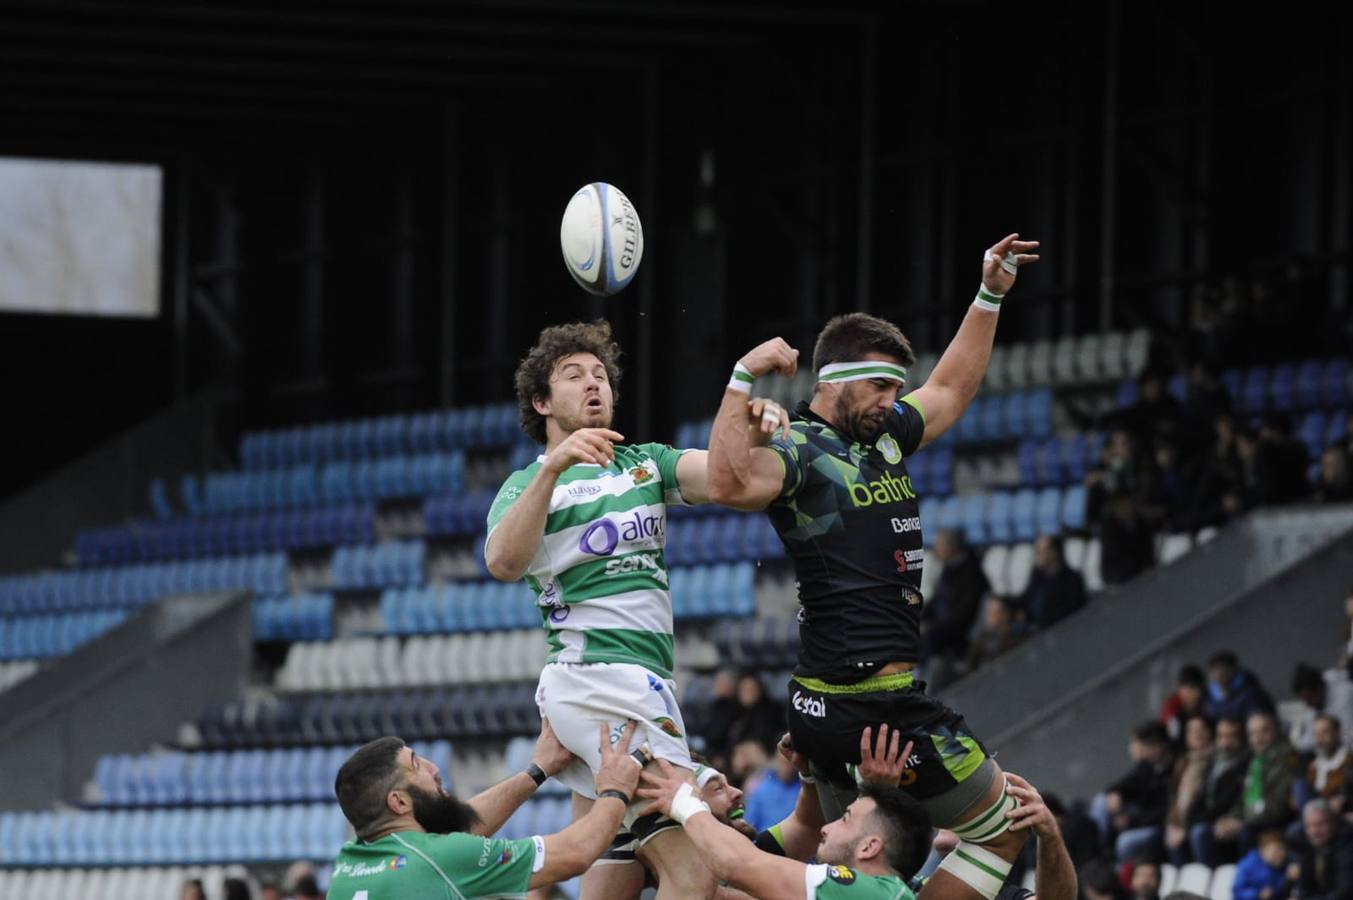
[484,427,623,581]
[706,338,799,511]
[905,233,1040,448]
[641,759,809,900]
[466,718,574,837]
[530,722,643,888]
[765,733,828,862]
[1004,772,1077,900]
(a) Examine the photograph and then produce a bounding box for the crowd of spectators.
[1078,588,1353,900]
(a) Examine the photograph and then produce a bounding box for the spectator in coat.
[1310,715,1353,814]
[1317,446,1353,504]
[1228,713,1302,840]
[1291,799,1353,900]
[1130,860,1162,900]
[964,595,1024,672]
[920,529,989,683]
[1166,716,1215,864]
[1291,663,1331,756]
[1189,717,1252,866]
[1203,652,1276,724]
[1102,721,1175,862]
[1018,535,1089,631]
[725,673,785,757]
[1232,830,1289,900]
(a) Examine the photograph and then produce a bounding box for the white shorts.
[535,661,695,806]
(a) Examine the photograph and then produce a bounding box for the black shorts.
[785,671,989,801]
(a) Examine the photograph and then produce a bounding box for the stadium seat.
[1158,533,1192,565]
[1240,366,1270,414]
[1074,333,1103,383]
[1006,543,1034,595]
[1099,332,1126,380]
[1296,360,1324,409]
[1082,539,1104,592]
[1175,863,1212,896]
[1209,864,1236,900]
[1325,358,1351,407]
[982,544,1010,596]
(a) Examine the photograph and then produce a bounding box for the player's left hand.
[747,397,791,443]
[777,732,811,777]
[858,724,914,788]
[738,337,799,379]
[1004,771,1060,839]
[981,233,1041,296]
[531,717,574,778]
[637,758,698,817]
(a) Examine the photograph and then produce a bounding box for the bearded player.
[706,233,1041,900]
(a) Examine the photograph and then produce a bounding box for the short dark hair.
[811,313,917,376]
[335,736,406,838]
[293,874,323,898]
[1178,665,1206,688]
[858,783,932,879]
[1215,715,1244,733]
[1209,651,1238,670]
[513,320,623,445]
[1292,663,1324,694]
[1132,720,1171,747]
[1316,713,1342,732]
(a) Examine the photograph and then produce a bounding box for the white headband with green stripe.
[694,764,721,790]
[817,361,908,385]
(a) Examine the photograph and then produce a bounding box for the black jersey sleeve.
[767,428,808,502]
[888,396,928,457]
[753,825,789,857]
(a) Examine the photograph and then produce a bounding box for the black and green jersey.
[805,864,916,899]
[767,398,927,683]
[326,830,542,899]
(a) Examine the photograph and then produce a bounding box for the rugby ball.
[560,182,644,296]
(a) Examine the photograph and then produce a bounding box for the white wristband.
[728,363,755,394]
[973,285,1005,313]
[669,783,712,825]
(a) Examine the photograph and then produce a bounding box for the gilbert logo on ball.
[560,182,644,296]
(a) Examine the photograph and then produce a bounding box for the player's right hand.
[858,724,914,788]
[543,428,624,475]
[593,721,642,799]
[738,338,799,379]
[1004,771,1059,839]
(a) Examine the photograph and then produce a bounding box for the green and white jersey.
[326,831,543,899]
[805,864,915,900]
[486,443,691,679]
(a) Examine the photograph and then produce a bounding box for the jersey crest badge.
[388,855,407,870]
[653,716,684,738]
[828,865,857,885]
[629,465,654,485]
[876,434,902,465]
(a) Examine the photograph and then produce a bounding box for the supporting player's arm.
[1003,772,1077,900]
[465,718,575,837]
[529,722,643,888]
[762,733,828,861]
[484,427,624,581]
[641,760,809,900]
[905,233,1040,449]
[707,338,799,511]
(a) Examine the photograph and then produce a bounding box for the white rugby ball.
[559,182,644,296]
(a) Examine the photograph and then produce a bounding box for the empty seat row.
[92,741,450,808]
[986,329,1150,391]
[240,404,519,470]
[1015,433,1108,488]
[498,795,572,842]
[253,594,334,642]
[668,564,758,620]
[0,553,288,615]
[950,389,1055,444]
[906,445,955,497]
[0,804,349,866]
[0,611,128,661]
[75,504,375,566]
[0,865,262,900]
[423,489,497,538]
[195,452,465,516]
[920,486,1087,547]
[277,632,548,691]
[665,517,784,566]
[1222,359,1350,413]
[331,540,425,590]
[382,583,540,634]
[197,685,541,748]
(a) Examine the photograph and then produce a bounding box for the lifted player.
[706,233,1041,900]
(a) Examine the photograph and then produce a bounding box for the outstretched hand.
[981,233,1041,296]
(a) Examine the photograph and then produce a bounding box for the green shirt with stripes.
[326,831,541,899]
[805,863,916,899]
[486,443,691,679]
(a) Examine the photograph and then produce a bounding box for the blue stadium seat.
[978,395,1005,441]
[1325,359,1351,407]
[1269,364,1296,412]
[986,492,1013,544]
[1002,391,1028,438]
[1241,366,1270,415]
[1221,368,1243,404]
[1015,440,1039,486]
[1114,379,1139,409]
[1061,484,1088,531]
[1296,360,1324,409]
[936,496,963,532]
[959,494,987,545]
[1167,373,1188,403]
[1026,390,1053,438]
[957,397,983,443]
[1035,487,1062,536]
[1299,411,1328,459]
[1330,409,1349,449]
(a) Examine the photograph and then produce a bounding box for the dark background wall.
[1,0,1349,504]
